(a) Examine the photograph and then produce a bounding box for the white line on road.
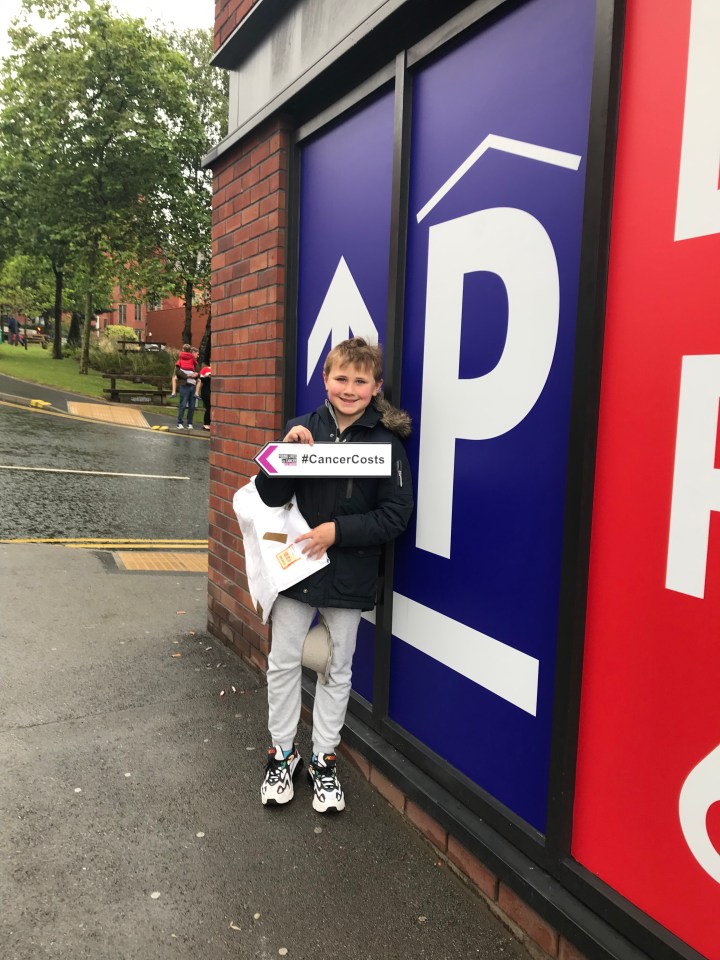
[0,465,190,481]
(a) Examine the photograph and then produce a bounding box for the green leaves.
[0,1,226,365]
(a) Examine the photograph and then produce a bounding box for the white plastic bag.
[232,477,330,623]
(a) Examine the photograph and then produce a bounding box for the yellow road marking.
[0,538,207,547]
[0,399,184,436]
[67,401,149,427]
[114,551,208,572]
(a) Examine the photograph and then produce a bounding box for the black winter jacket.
[255,397,414,610]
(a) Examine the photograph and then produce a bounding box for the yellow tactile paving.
[67,402,149,427]
[114,551,208,572]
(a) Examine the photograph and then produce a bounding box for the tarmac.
[0,371,208,433]
[0,376,530,960]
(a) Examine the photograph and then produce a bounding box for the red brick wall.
[214,0,261,52]
[207,116,290,671]
[145,305,209,350]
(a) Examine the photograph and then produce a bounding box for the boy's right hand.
[283,425,314,445]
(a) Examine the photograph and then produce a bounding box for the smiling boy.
[255,337,414,813]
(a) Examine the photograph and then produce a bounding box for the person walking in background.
[6,315,19,345]
[175,345,198,430]
[197,363,211,431]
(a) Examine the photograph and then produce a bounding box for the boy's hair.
[182,343,192,351]
[324,337,383,382]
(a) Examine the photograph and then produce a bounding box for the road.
[0,400,209,541]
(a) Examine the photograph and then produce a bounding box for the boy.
[255,337,413,813]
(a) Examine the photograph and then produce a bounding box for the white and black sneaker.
[261,744,303,806]
[308,753,345,813]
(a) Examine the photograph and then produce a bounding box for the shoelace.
[311,763,339,794]
[265,753,292,785]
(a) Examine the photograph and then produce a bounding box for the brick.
[369,767,406,813]
[406,800,448,853]
[207,115,291,668]
[341,744,370,780]
[498,884,559,956]
[447,837,499,900]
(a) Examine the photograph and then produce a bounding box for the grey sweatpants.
[267,594,362,757]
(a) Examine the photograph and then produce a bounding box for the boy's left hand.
[295,522,335,559]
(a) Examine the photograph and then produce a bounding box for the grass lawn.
[0,343,177,417]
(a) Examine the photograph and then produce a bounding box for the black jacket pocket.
[333,545,382,601]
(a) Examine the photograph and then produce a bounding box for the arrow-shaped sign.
[306,256,379,384]
[256,443,278,474]
[254,442,392,478]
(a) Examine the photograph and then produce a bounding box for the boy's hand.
[283,425,314,445]
[295,522,335,559]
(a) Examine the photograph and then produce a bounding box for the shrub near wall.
[208,117,290,671]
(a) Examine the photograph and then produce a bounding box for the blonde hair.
[324,337,383,382]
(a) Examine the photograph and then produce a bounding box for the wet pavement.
[0,385,209,541]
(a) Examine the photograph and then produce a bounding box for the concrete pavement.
[0,543,529,960]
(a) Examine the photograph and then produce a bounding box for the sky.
[0,0,214,60]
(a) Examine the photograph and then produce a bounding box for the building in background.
[98,286,209,349]
[204,2,720,959]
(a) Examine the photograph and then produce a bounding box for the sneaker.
[202,425,210,431]
[261,744,303,806]
[187,424,194,430]
[308,753,345,813]
[176,423,184,429]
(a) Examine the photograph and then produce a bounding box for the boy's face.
[323,361,382,424]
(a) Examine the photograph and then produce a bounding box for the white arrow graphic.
[416,133,582,224]
[306,256,379,384]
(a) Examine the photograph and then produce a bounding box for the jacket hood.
[178,351,196,363]
[373,393,412,438]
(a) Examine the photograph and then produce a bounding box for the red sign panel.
[573,1,720,957]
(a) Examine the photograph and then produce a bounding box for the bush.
[104,325,138,342]
[88,336,124,373]
[128,351,175,377]
[87,335,176,378]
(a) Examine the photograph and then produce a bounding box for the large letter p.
[416,207,559,558]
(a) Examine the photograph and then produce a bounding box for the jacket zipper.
[397,460,403,488]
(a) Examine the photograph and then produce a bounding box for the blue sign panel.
[296,91,395,701]
[391,0,596,830]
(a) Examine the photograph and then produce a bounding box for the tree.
[153,27,227,349]
[0,0,194,371]
[0,254,55,320]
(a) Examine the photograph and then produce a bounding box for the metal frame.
[295,65,395,145]
[285,1,696,958]
[544,0,626,858]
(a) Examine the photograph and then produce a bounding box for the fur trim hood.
[373,393,412,439]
